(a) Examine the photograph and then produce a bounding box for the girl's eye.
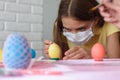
[63,27,72,32]
[77,27,87,31]
[63,28,71,32]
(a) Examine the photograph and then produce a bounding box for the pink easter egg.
[91,43,105,61]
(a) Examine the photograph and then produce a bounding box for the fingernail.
[63,57,66,60]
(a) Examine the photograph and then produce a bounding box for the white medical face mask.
[63,22,94,45]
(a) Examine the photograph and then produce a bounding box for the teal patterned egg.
[3,33,32,69]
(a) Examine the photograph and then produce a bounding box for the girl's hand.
[43,40,53,58]
[63,46,91,60]
[99,0,120,28]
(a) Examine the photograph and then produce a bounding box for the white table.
[1,59,120,80]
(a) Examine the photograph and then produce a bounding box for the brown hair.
[53,0,104,57]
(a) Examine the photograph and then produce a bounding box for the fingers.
[64,46,79,55]
[43,40,53,58]
[100,0,113,3]
[63,49,84,60]
[99,6,117,23]
[63,47,80,60]
[72,48,91,59]
[100,1,119,16]
[104,17,117,23]
[43,46,49,58]
[44,40,53,45]
[99,2,119,23]
[63,47,91,60]
[67,50,85,60]
[99,6,111,18]
[103,2,119,11]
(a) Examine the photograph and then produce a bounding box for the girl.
[44,0,120,60]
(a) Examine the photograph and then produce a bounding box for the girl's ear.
[94,17,99,25]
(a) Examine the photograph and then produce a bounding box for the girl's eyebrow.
[63,24,88,30]
[63,27,70,30]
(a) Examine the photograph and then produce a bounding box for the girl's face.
[62,16,95,33]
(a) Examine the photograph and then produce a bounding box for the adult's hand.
[99,0,120,28]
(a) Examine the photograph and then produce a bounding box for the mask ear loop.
[62,28,66,32]
[89,21,94,29]
[90,21,95,28]
[89,21,95,35]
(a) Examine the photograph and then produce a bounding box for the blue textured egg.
[3,33,32,69]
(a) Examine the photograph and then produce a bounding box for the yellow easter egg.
[48,43,62,60]
[0,49,2,61]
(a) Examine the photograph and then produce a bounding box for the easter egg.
[3,33,32,69]
[0,49,2,61]
[91,43,105,61]
[30,48,36,58]
[48,43,62,60]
